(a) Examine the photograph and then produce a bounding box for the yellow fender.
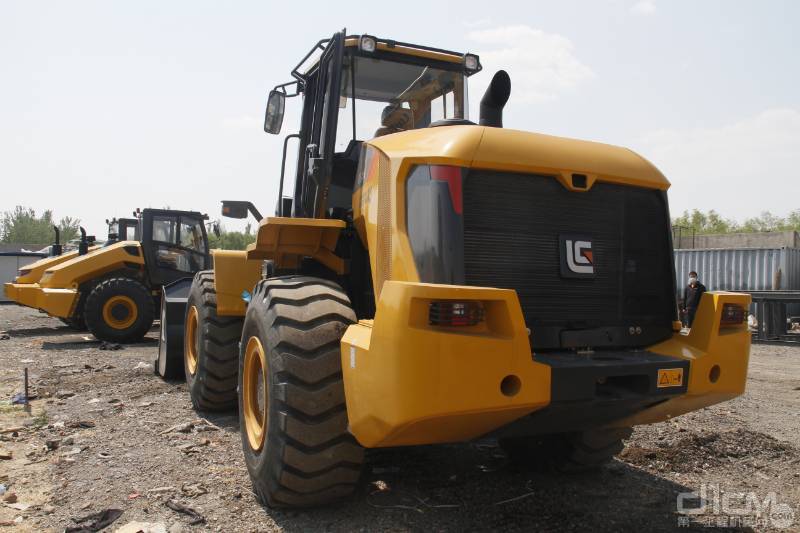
[211,250,262,317]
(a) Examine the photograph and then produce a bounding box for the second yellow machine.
[5,209,210,343]
[159,31,752,508]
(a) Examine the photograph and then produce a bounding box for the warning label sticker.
[657,368,684,388]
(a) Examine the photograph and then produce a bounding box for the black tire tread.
[186,270,243,411]
[240,276,364,509]
[84,276,154,343]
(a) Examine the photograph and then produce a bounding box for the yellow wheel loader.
[7,218,140,330]
[4,208,210,343]
[159,31,752,508]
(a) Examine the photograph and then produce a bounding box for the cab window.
[335,53,467,151]
[124,225,138,241]
[152,216,177,244]
[179,218,206,253]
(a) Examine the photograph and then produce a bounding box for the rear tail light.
[720,303,745,327]
[429,165,463,214]
[429,301,484,327]
[405,165,465,284]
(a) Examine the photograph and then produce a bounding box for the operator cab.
[264,32,481,220]
[105,217,141,244]
[138,208,211,286]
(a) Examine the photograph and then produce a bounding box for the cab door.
[142,212,210,286]
[294,30,345,218]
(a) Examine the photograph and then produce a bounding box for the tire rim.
[102,295,138,330]
[243,336,268,452]
[185,306,199,375]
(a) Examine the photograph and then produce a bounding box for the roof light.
[359,35,377,53]
[464,54,480,72]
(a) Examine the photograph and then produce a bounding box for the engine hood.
[38,241,144,288]
[366,125,669,190]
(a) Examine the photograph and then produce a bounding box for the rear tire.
[184,271,243,411]
[239,276,364,508]
[500,426,632,472]
[84,277,154,343]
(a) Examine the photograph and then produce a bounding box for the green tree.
[672,209,738,234]
[206,221,256,250]
[0,206,81,244]
[740,211,798,232]
[672,209,800,234]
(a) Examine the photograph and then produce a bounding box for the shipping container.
[675,247,800,293]
[674,247,800,315]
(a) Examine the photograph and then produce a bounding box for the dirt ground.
[1,304,798,532]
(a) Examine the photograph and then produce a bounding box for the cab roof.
[291,33,481,82]
[139,208,208,220]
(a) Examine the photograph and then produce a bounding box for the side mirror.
[221,201,249,219]
[264,90,285,134]
[221,200,263,222]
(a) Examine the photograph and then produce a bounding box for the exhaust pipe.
[78,226,89,256]
[479,70,511,128]
[51,225,63,257]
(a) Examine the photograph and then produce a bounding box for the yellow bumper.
[341,282,751,448]
[342,281,551,448]
[618,291,752,426]
[3,282,78,318]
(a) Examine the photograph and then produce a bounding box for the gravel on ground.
[0,305,798,532]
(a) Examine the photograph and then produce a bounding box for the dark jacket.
[683,282,707,310]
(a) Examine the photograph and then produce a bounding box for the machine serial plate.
[657,368,684,388]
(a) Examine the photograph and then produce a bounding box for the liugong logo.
[559,234,595,278]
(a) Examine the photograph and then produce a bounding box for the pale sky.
[1,0,798,237]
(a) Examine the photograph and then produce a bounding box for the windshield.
[336,54,467,150]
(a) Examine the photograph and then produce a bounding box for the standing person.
[682,271,707,328]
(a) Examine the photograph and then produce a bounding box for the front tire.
[84,277,154,343]
[184,271,243,411]
[156,295,184,379]
[239,276,364,508]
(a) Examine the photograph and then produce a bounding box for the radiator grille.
[463,170,675,349]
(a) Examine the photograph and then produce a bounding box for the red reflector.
[720,303,745,327]
[429,301,484,327]
[430,165,463,214]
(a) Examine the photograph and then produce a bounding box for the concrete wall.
[675,231,799,250]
